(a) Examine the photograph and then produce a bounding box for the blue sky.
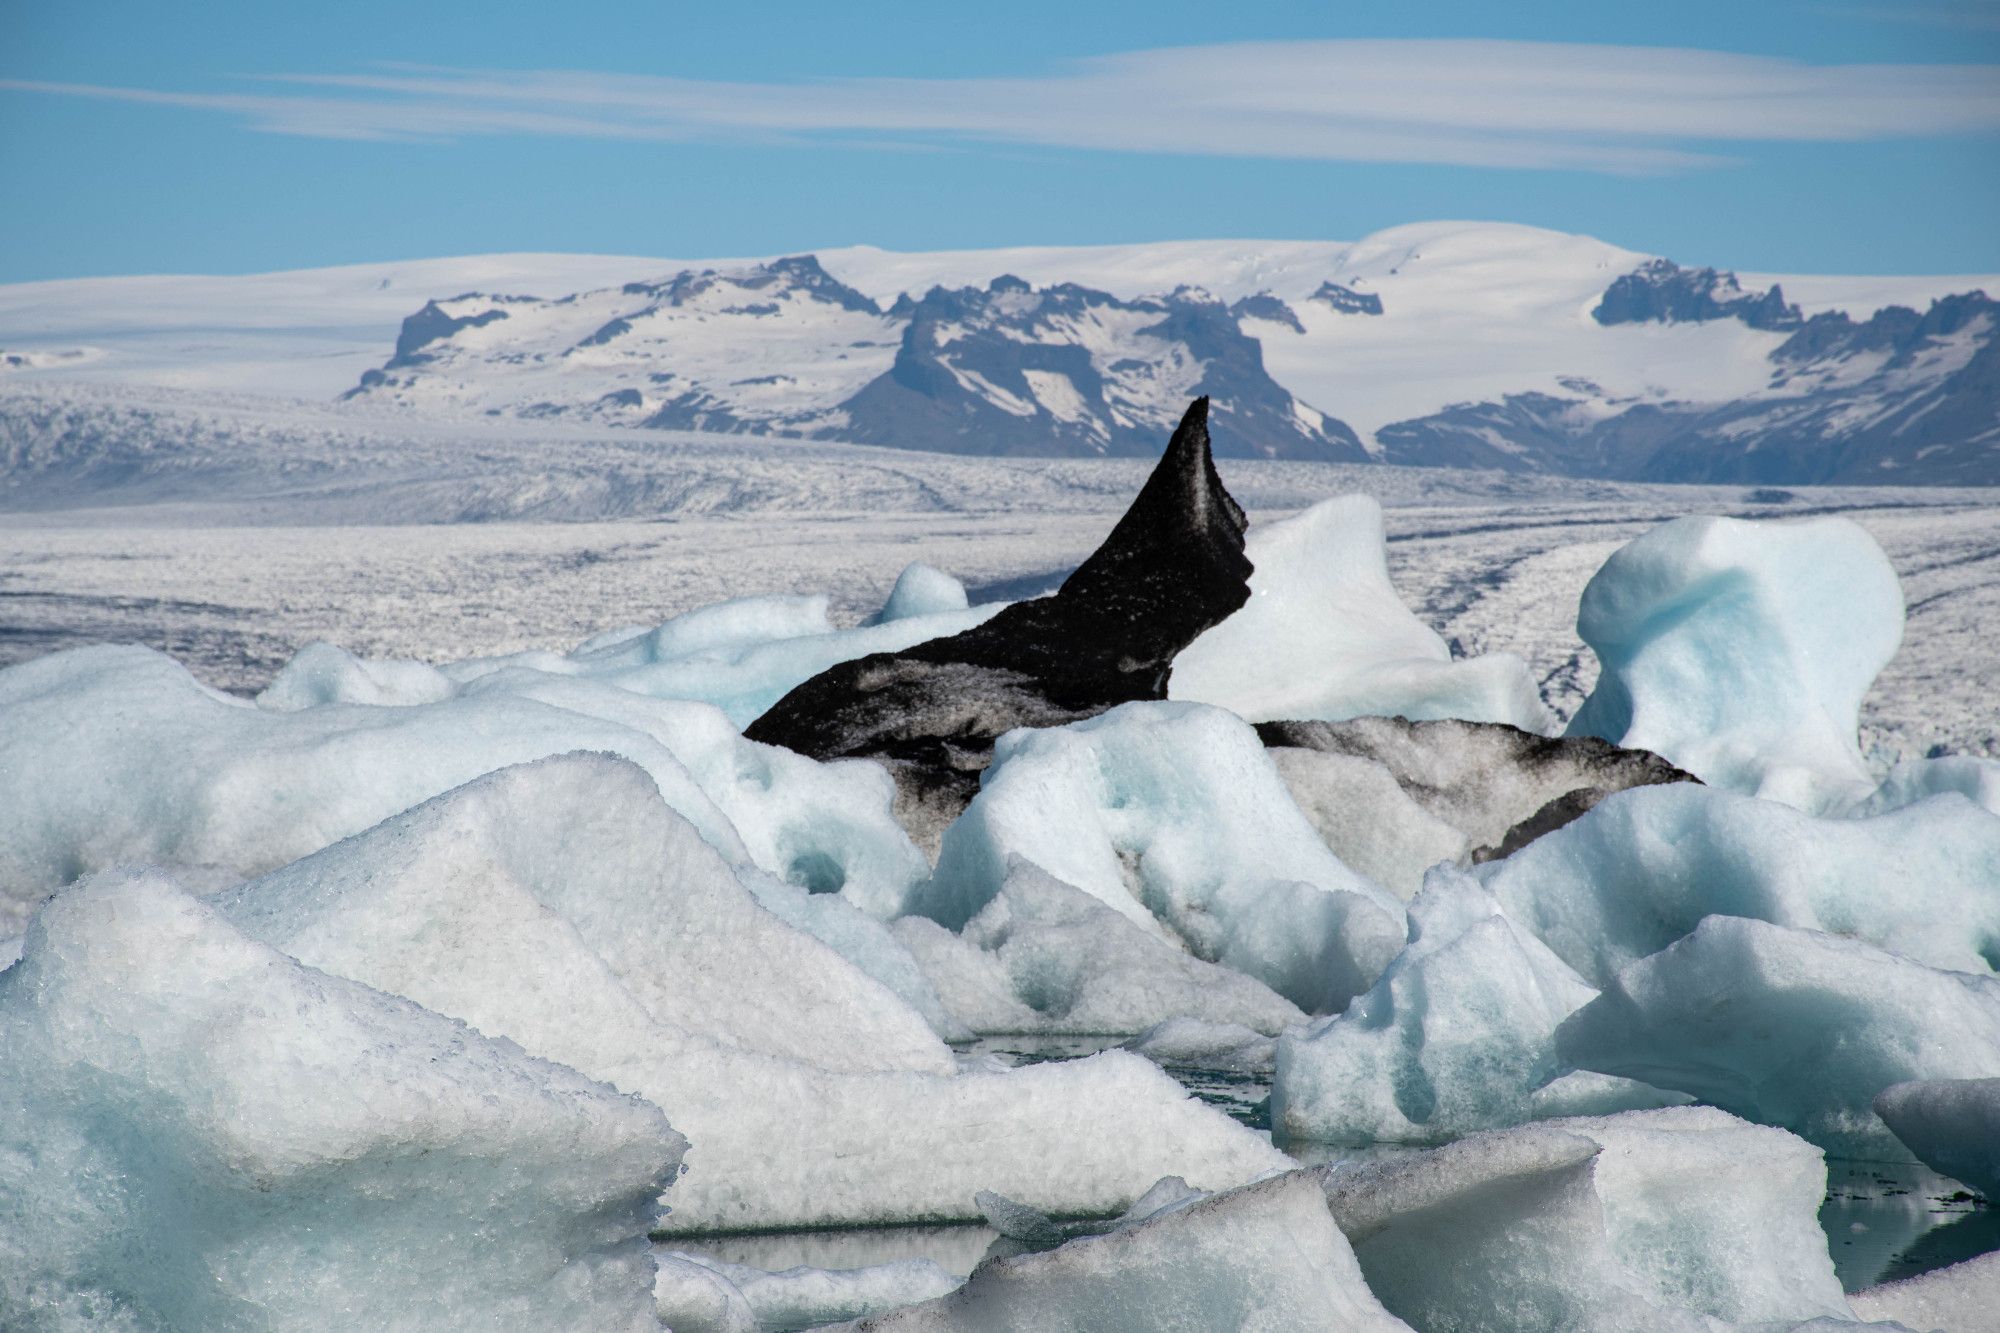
[3,1,1998,281]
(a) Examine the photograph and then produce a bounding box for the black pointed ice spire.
[743,397,1254,848]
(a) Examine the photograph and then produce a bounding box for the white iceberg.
[1565,514,1904,813]
[0,644,928,930]
[1171,494,1554,733]
[0,869,682,1331]
[1319,1108,1856,1330]
[1272,867,1681,1144]
[1470,782,2000,988]
[923,701,1407,1014]
[892,858,1306,1037]
[1849,1251,2000,1333]
[1558,918,2000,1154]
[841,1171,1411,1331]
[212,754,1285,1232]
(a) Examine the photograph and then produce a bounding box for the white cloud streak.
[6,40,1998,173]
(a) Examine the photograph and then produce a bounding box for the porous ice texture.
[211,755,1285,1232]
[1272,867,1681,1144]
[1558,918,2000,1155]
[1125,1018,1277,1075]
[1872,1078,2000,1198]
[1171,494,1554,732]
[218,754,955,1078]
[658,1253,962,1332]
[0,869,682,1331]
[1265,745,1470,900]
[0,644,928,930]
[1259,715,1695,865]
[435,588,1001,727]
[1849,1250,2000,1333]
[1318,1108,1854,1331]
[1470,783,2000,988]
[871,562,973,624]
[923,701,1408,1014]
[1565,514,1904,813]
[841,1171,1412,1332]
[891,858,1306,1036]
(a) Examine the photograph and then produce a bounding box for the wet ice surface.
[660,1038,1998,1298]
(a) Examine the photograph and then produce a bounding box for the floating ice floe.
[1565,513,1904,813]
[893,857,1305,1037]
[1873,1078,2000,1199]
[1319,1109,1856,1331]
[1171,493,1554,733]
[0,869,682,1330]
[1557,917,2000,1155]
[841,1171,1412,1332]
[204,754,1284,1232]
[0,642,931,930]
[1272,867,1682,1144]
[922,700,1407,1014]
[1469,781,2000,988]
[1849,1250,2000,1333]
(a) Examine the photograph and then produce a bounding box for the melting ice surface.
[3,479,2000,1329]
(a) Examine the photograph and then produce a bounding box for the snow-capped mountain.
[2,222,1993,482]
[346,256,1360,461]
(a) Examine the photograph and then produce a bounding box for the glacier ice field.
[2,454,1999,1329]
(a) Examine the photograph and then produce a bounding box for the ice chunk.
[1273,868,1681,1144]
[1854,755,2000,819]
[1873,1079,2000,1198]
[661,1253,961,1331]
[444,671,931,918]
[1171,494,1555,732]
[1558,918,2000,1154]
[1126,1018,1277,1075]
[924,701,1407,1014]
[208,756,1284,1232]
[0,645,740,928]
[1318,1108,1853,1330]
[1260,714,1695,861]
[1470,782,2000,988]
[1849,1250,2000,1333]
[841,1171,1412,1331]
[0,869,682,1331]
[1566,514,1904,812]
[893,858,1305,1036]
[1266,744,1470,899]
[219,753,954,1077]
[0,645,931,930]
[871,562,972,624]
[256,639,456,709]
[447,588,1002,728]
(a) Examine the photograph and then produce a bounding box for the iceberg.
[210,754,1285,1232]
[1849,1251,2000,1333]
[1272,867,1681,1144]
[0,869,682,1331]
[892,858,1306,1037]
[1171,494,1554,733]
[840,1171,1411,1332]
[1565,514,1904,812]
[1558,918,2000,1154]
[1319,1108,1855,1330]
[1873,1078,2000,1199]
[0,643,929,930]
[1469,782,2000,988]
[923,701,1407,1014]
[656,1252,961,1332]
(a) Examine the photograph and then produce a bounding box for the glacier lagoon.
[2,413,1998,1329]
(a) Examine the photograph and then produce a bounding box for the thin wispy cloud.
[7,40,1999,173]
